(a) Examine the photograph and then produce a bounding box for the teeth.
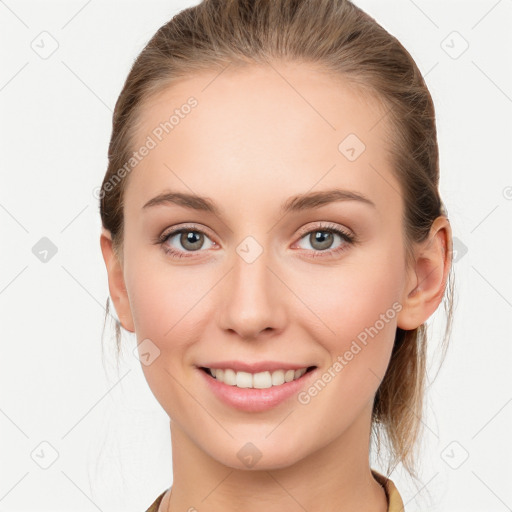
[206,367,310,388]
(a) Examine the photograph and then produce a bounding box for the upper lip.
[197,361,316,373]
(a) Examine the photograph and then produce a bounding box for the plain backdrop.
[1,0,511,510]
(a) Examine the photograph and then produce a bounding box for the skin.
[100,61,451,512]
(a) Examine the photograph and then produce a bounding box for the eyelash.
[155,222,357,260]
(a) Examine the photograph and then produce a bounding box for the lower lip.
[197,367,317,412]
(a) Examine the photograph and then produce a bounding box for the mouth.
[199,365,317,389]
[197,363,319,412]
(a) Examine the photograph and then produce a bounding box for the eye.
[294,223,356,257]
[155,222,356,260]
[158,225,216,258]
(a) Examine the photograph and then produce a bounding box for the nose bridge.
[218,238,285,338]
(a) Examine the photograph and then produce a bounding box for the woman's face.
[119,62,414,468]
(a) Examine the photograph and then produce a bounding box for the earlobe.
[99,229,135,333]
[396,216,452,331]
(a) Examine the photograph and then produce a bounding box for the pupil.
[312,231,333,250]
[182,231,203,250]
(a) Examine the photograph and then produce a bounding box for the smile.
[197,365,318,412]
[201,366,316,388]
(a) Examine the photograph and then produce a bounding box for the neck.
[162,404,388,512]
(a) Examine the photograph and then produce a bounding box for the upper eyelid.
[161,222,350,238]
[161,223,215,239]
[161,222,353,249]
[295,222,353,237]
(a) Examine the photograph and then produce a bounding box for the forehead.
[126,61,401,217]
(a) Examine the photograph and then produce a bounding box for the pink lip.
[197,366,318,412]
[197,360,314,373]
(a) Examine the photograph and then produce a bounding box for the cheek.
[124,253,212,412]
[301,254,402,329]
[124,243,209,341]
[292,246,404,373]
[290,261,402,422]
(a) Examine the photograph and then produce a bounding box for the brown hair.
[99,0,455,484]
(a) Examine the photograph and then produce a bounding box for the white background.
[1,0,511,510]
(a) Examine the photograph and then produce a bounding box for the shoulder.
[144,489,167,512]
[145,476,403,512]
[371,468,405,512]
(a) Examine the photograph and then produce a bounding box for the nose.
[217,246,287,340]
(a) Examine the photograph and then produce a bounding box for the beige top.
[144,468,405,511]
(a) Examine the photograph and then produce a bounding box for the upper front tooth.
[224,368,237,386]
[272,370,285,386]
[236,371,253,388]
[295,368,307,379]
[209,367,309,388]
[253,371,272,389]
[284,369,295,382]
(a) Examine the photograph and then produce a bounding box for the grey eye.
[180,231,205,251]
[309,231,334,250]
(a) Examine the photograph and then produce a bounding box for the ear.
[396,216,452,331]
[99,228,135,333]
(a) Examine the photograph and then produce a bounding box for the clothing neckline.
[146,468,405,512]
[371,468,405,511]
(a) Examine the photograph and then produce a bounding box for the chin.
[204,435,310,471]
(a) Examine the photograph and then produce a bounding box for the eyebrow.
[142,188,376,216]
